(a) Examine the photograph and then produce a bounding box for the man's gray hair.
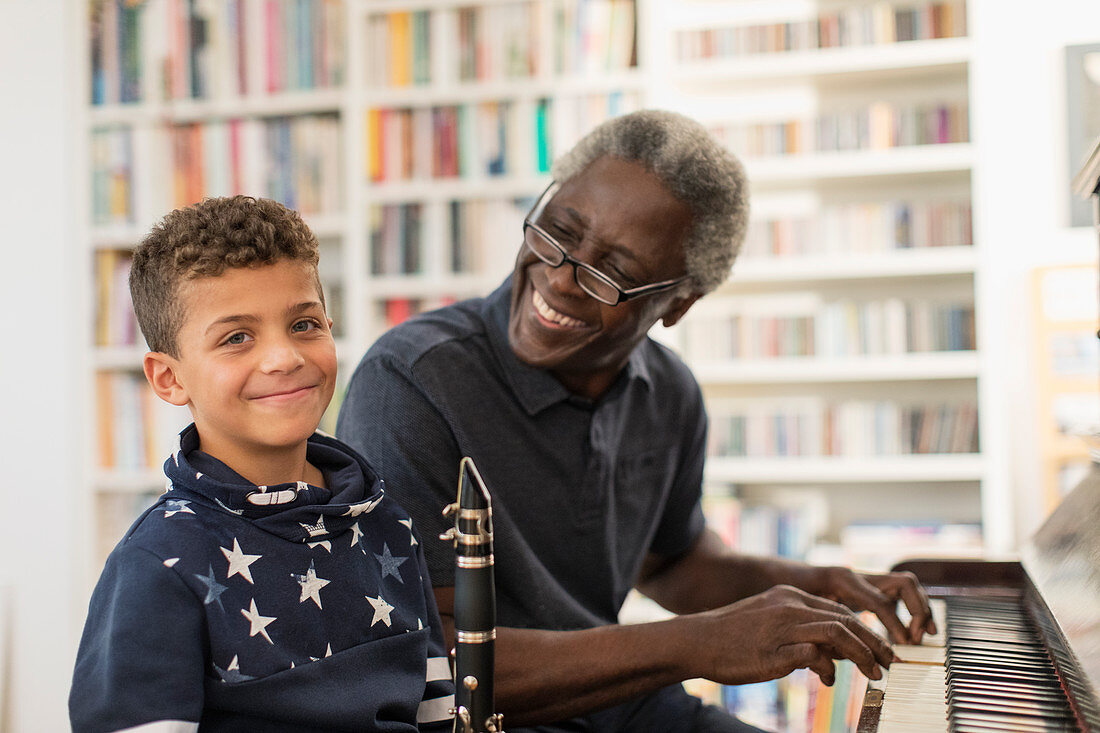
[552,109,749,295]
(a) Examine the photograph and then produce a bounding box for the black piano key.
[948,683,1070,703]
[941,595,1081,733]
[947,667,1064,686]
[948,695,1077,719]
[947,655,1057,672]
[951,710,1078,732]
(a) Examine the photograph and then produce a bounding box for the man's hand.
[804,566,937,645]
[688,585,895,687]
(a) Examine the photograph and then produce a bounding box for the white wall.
[969,0,1100,547]
[0,0,84,729]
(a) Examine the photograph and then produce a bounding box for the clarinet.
[441,457,505,733]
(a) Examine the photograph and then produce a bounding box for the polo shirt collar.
[482,278,654,416]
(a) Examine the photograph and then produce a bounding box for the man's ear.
[143,352,190,407]
[660,293,701,328]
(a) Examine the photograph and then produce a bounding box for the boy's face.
[146,260,336,465]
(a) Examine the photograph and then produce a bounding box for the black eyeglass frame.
[522,182,691,307]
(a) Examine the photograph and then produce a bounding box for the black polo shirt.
[336,278,707,632]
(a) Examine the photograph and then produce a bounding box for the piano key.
[948,696,1077,719]
[949,654,1052,668]
[950,711,1078,732]
[893,644,947,664]
[948,682,1070,702]
[863,593,1082,732]
[877,662,948,733]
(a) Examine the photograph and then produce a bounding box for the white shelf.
[355,0,540,13]
[88,89,346,126]
[692,351,980,384]
[673,37,971,85]
[745,143,974,185]
[89,212,346,248]
[93,346,146,370]
[364,175,549,203]
[364,72,648,107]
[705,454,986,484]
[364,273,500,298]
[727,246,977,286]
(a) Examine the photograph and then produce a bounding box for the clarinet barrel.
[443,457,504,733]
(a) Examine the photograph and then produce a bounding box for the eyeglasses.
[522,183,690,306]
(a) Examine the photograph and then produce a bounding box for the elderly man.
[337,110,934,732]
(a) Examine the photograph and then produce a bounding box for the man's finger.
[787,619,888,680]
[778,642,836,687]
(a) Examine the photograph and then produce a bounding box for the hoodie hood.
[162,423,385,543]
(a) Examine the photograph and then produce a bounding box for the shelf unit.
[80,0,650,582]
[80,0,998,578]
[350,0,647,346]
[645,2,980,725]
[647,0,984,554]
[83,0,356,578]
[74,0,1015,729]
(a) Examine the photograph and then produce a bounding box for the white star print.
[221,538,261,584]
[300,515,327,538]
[163,558,180,568]
[293,560,330,609]
[241,598,276,644]
[343,495,383,518]
[349,522,364,548]
[325,643,333,657]
[163,499,195,518]
[366,595,395,627]
[308,540,332,552]
[214,498,244,516]
[397,518,419,546]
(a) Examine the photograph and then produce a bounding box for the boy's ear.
[660,292,701,328]
[143,352,190,407]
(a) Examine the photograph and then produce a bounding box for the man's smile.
[532,289,587,329]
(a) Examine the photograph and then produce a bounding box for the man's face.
[507,156,697,399]
[163,260,337,467]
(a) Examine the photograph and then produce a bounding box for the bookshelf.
[354,0,646,345]
[77,0,1007,729]
[644,1,982,727]
[645,0,984,554]
[79,0,649,582]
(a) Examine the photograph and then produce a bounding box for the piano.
[856,126,1100,733]
[856,464,1100,732]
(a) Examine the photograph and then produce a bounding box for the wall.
[0,0,84,729]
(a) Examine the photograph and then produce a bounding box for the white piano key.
[893,644,947,664]
[877,662,948,733]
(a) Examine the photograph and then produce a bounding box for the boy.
[70,196,455,732]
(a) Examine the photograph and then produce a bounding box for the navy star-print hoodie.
[70,425,455,732]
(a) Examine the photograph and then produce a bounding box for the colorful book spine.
[676,0,967,61]
[365,93,641,185]
[711,101,969,158]
[707,400,980,458]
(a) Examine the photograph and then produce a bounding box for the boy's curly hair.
[129,196,323,357]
